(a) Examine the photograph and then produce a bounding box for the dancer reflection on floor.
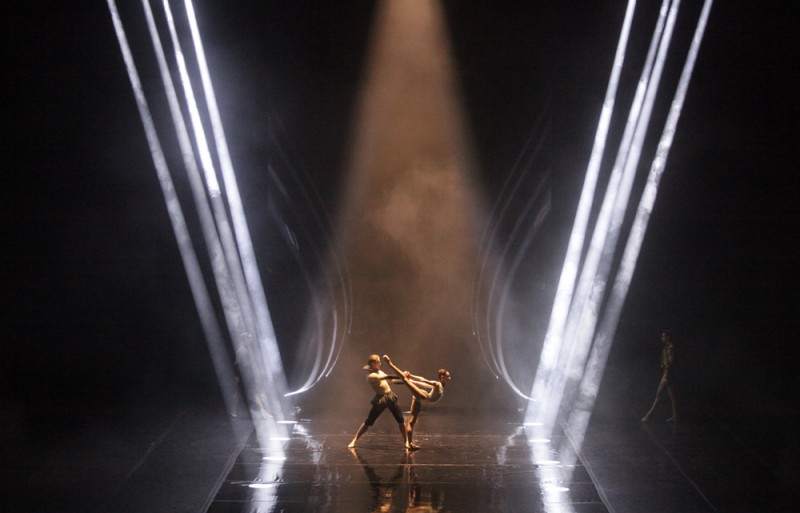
[641,330,677,422]
[348,354,409,449]
[350,448,444,513]
[382,355,451,450]
[349,448,407,512]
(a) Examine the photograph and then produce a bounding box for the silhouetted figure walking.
[641,330,677,422]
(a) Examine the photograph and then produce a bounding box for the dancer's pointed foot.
[641,415,651,422]
[666,416,677,422]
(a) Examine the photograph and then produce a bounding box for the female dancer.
[382,355,451,449]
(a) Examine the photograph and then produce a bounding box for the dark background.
[4,0,798,465]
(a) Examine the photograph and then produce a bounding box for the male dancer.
[348,354,409,449]
[641,330,677,422]
[382,355,451,450]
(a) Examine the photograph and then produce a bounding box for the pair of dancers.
[348,354,451,450]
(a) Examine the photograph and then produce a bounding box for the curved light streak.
[482,170,548,377]
[262,157,350,396]
[472,116,550,380]
[489,180,552,400]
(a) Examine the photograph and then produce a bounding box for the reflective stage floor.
[205,395,799,513]
[6,383,798,513]
[207,412,608,513]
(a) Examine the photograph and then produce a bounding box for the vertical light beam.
[567,0,714,453]
[106,0,239,419]
[543,0,682,432]
[526,0,639,428]
[181,0,293,408]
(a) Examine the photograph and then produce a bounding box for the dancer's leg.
[641,374,667,422]
[666,385,677,422]
[348,422,369,448]
[386,396,409,448]
[407,396,422,449]
[383,355,430,399]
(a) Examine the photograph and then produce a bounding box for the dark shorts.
[364,392,404,426]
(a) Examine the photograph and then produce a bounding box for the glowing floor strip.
[525,0,638,428]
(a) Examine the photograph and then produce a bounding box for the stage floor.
[205,397,799,513]
[7,386,798,512]
[207,410,608,513]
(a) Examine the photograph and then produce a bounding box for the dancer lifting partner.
[348,354,409,449]
[382,354,451,450]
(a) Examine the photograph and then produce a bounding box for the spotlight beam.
[106,0,238,417]
[526,0,639,427]
[561,0,672,373]
[181,0,292,408]
[568,0,714,449]
[159,0,285,427]
[544,0,680,430]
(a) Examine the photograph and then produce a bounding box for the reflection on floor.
[206,400,800,513]
[207,410,607,513]
[7,386,797,512]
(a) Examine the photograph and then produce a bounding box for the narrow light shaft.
[106,0,238,415]
[160,0,263,388]
[571,0,714,445]
[561,0,671,365]
[150,0,281,428]
[161,0,257,341]
[182,0,295,405]
[526,0,638,427]
[543,0,679,430]
[566,0,682,386]
[161,0,290,426]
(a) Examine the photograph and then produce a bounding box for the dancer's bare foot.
[347,440,356,449]
[641,414,651,422]
[666,416,677,422]
[408,442,421,451]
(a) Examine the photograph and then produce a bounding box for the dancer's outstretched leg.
[383,355,430,400]
[349,422,369,448]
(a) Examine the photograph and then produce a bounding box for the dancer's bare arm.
[382,355,405,377]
